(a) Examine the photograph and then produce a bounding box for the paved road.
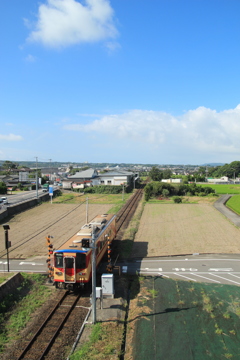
[2,195,240,287]
[214,194,240,226]
[120,254,240,286]
[0,258,47,273]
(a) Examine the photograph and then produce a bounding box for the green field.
[226,195,240,215]
[130,277,240,360]
[201,184,240,194]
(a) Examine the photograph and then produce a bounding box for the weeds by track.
[9,290,90,360]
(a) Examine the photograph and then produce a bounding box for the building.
[62,168,138,190]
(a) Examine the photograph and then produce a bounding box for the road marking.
[191,273,221,283]
[137,259,240,262]
[208,268,233,272]
[229,273,240,279]
[209,273,240,285]
[0,261,7,265]
[144,268,163,271]
[173,273,197,281]
[19,262,44,266]
[175,268,196,271]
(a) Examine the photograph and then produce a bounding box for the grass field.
[226,195,240,215]
[53,191,132,214]
[126,276,240,360]
[201,184,240,194]
[132,203,240,257]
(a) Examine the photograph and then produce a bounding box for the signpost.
[49,185,53,204]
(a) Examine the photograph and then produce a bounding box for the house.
[98,170,137,186]
[62,168,138,190]
[62,168,99,189]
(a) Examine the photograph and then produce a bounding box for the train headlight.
[56,271,62,276]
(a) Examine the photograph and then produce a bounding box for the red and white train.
[53,214,116,289]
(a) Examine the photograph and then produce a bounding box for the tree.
[149,167,163,181]
[0,182,7,194]
[162,169,172,179]
[162,189,169,197]
[2,160,18,173]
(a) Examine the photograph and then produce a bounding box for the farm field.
[126,277,240,360]
[226,195,240,215]
[0,202,112,259]
[132,203,240,257]
[201,183,240,194]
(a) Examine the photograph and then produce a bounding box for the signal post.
[46,235,54,282]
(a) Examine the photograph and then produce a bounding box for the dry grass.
[132,203,240,257]
[0,202,112,258]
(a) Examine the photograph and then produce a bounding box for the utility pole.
[49,159,52,182]
[35,157,38,199]
[122,183,125,201]
[86,197,89,224]
[91,226,96,324]
[3,224,10,272]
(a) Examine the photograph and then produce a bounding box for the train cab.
[53,214,116,289]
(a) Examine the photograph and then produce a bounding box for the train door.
[64,256,76,283]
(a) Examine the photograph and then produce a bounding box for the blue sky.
[1,0,240,165]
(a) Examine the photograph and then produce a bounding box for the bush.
[173,196,182,203]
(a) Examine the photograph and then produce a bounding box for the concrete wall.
[0,273,24,301]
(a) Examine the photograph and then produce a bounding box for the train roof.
[56,213,115,253]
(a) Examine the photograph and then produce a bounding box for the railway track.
[116,188,144,234]
[5,187,144,360]
[9,290,91,360]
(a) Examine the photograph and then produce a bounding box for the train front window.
[65,257,74,269]
[76,253,86,269]
[55,253,63,268]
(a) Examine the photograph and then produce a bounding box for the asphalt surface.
[213,194,240,226]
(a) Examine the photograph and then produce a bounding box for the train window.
[76,253,86,269]
[55,253,63,267]
[65,257,74,269]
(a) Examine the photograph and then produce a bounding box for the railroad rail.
[10,291,90,360]
[7,187,144,360]
[116,188,144,233]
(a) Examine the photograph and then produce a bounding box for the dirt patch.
[132,203,240,257]
[0,202,112,259]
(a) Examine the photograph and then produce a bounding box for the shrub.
[173,196,182,203]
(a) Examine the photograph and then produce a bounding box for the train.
[52,213,116,289]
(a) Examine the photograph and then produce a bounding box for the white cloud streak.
[63,105,240,158]
[26,0,118,48]
[0,134,23,141]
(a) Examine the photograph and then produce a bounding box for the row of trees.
[148,161,240,183]
[196,161,240,179]
[144,182,215,201]
[74,185,131,194]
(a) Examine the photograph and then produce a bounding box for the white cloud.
[26,0,119,48]
[63,105,240,159]
[25,54,37,62]
[0,134,23,141]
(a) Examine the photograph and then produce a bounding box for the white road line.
[159,273,169,278]
[0,262,7,265]
[136,259,240,262]
[209,273,240,285]
[191,273,221,283]
[229,273,240,279]
[143,268,163,271]
[173,273,197,281]
[208,268,233,272]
